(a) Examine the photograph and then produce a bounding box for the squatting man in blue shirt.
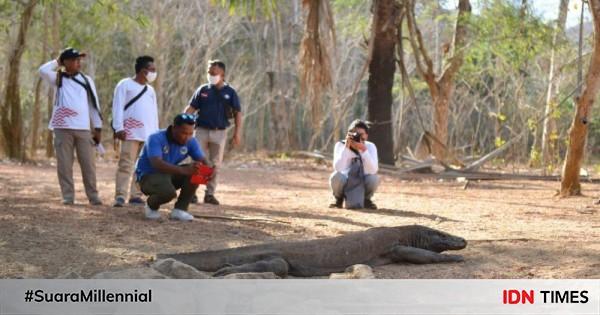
[135,114,213,221]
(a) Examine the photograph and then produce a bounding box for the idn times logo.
[502,290,589,304]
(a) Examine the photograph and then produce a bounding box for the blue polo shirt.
[188,83,241,129]
[135,126,204,180]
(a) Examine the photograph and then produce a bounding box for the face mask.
[145,71,157,83]
[207,74,221,85]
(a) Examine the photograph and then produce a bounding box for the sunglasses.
[175,113,196,125]
[180,114,195,121]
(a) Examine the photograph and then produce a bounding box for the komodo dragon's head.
[400,225,467,253]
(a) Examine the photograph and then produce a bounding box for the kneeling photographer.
[329,119,379,209]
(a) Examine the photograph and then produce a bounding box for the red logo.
[200,93,208,98]
[123,117,144,139]
[51,107,78,127]
[503,290,535,304]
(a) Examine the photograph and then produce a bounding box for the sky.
[443,0,591,28]
[533,0,591,28]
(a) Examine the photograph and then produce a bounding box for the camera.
[349,132,362,142]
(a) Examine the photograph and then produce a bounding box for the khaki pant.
[115,140,144,200]
[195,127,227,196]
[53,128,98,202]
[139,172,199,211]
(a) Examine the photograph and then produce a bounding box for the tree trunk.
[30,4,50,159]
[541,0,569,172]
[299,0,334,133]
[275,28,291,151]
[30,77,42,158]
[433,1,441,74]
[1,0,38,160]
[153,1,168,127]
[405,0,471,161]
[431,84,452,159]
[304,0,321,130]
[268,72,290,151]
[45,85,54,157]
[519,0,528,23]
[577,0,585,96]
[46,0,59,158]
[428,0,471,160]
[560,0,600,196]
[367,0,398,165]
[267,14,291,151]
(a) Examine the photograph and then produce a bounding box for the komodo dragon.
[157,225,467,277]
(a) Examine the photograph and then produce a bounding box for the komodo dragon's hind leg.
[389,245,464,264]
[213,257,289,278]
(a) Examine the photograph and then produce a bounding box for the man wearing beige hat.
[39,47,103,205]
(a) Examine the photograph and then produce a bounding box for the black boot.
[364,199,377,209]
[329,197,343,208]
[204,194,220,205]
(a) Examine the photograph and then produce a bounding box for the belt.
[198,126,226,131]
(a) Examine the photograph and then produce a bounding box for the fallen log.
[193,214,291,224]
[387,170,600,183]
[313,150,600,183]
[288,151,326,161]
[462,135,524,172]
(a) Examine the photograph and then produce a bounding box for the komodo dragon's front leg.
[213,257,290,278]
[388,245,464,264]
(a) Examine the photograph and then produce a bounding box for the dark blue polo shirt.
[135,126,204,180]
[188,83,241,129]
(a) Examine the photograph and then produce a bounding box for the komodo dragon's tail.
[157,245,281,272]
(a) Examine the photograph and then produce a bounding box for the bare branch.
[440,0,472,84]
[405,0,434,79]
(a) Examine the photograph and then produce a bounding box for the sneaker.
[170,208,194,221]
[62,199,74,205]
[89,198,103,206]
[204,194,220,205]
[113,197,125,207]
[329,197,343,208]
[128,197,145,206]
[364,199,377,210]
[145,205,161,220]
[191,194,198,204]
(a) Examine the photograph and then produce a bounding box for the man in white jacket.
[39,48,103,205]
[111,56,159,207]
[329,119,379,209]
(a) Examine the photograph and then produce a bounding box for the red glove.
[190,164,214,185]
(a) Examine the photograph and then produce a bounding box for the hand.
[180,164,197,176]
[345,134,353,148]
[114,130,126,141]
[231,132,241,147]
[92,129,102,145]
[353,141,366,152]
[192,161,206,171]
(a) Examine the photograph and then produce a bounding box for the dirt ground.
[0,153,598,279]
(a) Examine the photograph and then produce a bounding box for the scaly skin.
[157,225,467,277]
